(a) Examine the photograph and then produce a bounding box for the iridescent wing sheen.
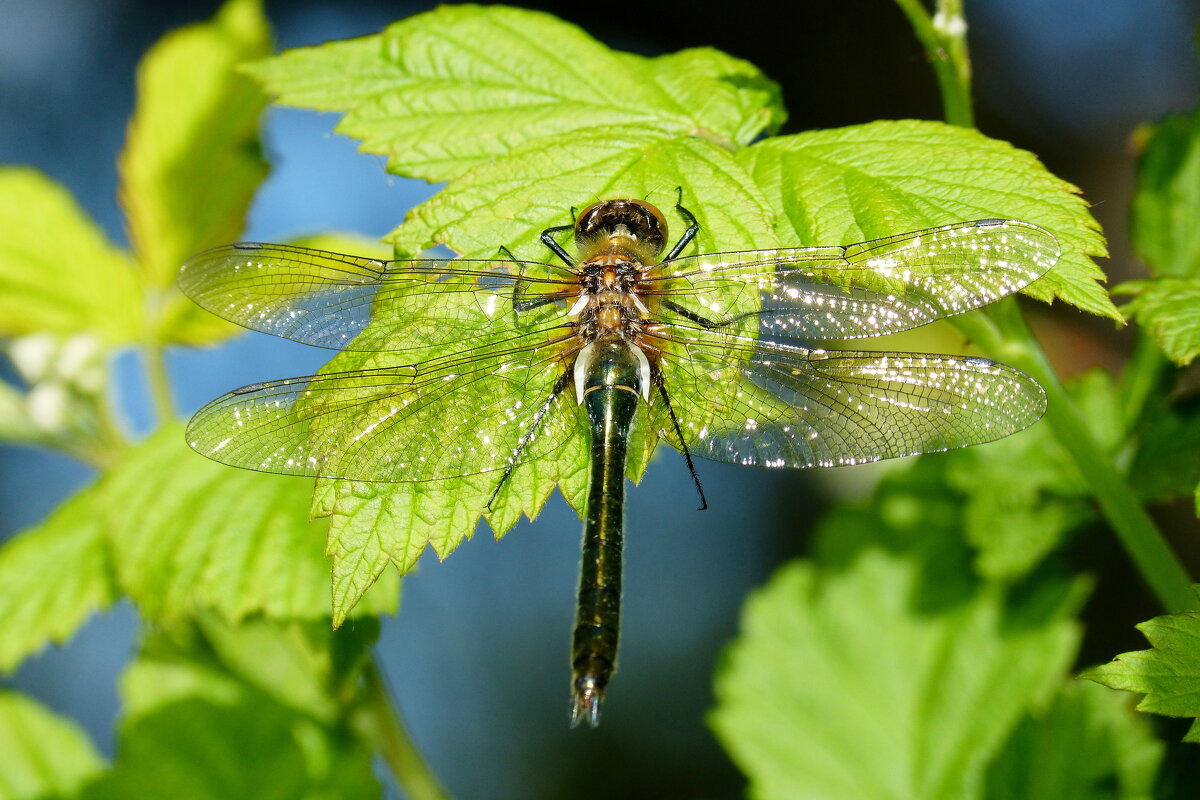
[649,333,1046,469]
[646,219,1060,341]
[178,242,579,358]
[185,324,583,482]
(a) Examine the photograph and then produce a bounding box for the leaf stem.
[894,0,975,127]
[356,656,451,800]
[953,305,1198,613]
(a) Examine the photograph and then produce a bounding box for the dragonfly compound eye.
[574,199,669,256]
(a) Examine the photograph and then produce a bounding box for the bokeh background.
[2,1,1198,797]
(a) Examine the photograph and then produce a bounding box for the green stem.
[954,306,1198,613]
[356,657,451,800]
[142,340,176,425]
[894,0,975,127]
[1116,333,1169,435]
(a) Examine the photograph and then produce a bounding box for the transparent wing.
[650,332,1046,468]
[647,219,1060,341]
[178,242,579,355]
[185,325,582,482]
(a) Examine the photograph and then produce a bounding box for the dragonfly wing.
[651,336,1046,469]
[178,242,579,355]
[650,219,1061,341]
[185,328,581,482]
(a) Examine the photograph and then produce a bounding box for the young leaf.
[0,691,106,800]
[121,616,376,726]
[1084,608,1200,725]
[740,120,1117,320]
[1130,399,1200,502]
[1129,107,1200,278]
[710,550,1085,800]
[244,5,784,182]
[946,368,1121,579]
[0,485,117,673]
[946,428,1093,581]
[1118,106,1200,365]
[1115,277,1200,365]
[119,0,270,294]
[101,425,398,623]
[0,168,142,344]
[985,680,1164,799]
[394,126,778,256]
[83,655,378,800]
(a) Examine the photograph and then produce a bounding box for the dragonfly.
[179,195,1060,727]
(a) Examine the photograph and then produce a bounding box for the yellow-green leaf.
[0,168,141,344]
[120,0,271,293]
[0,691,106,800]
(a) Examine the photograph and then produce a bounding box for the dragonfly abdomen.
[570,338,644,727]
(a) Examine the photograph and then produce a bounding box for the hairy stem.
[894,0,974,127]
[356,657,451,800]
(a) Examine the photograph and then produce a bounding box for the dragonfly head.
[575,199,668,259]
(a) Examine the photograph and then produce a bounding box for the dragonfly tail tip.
[569,679,604,728]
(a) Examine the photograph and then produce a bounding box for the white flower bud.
[26,382,69,432]
[7,333,58,383]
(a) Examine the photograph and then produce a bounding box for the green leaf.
[947,429,1092,581]
[740,120,1118,320]
[0,168,142,344]
[0,485,117,673]
[1084,608,1200,720]
[1129,400,1200,502]
[985,680,1164,799]
[0,691,106,800]
[84,638,379,800]
[120,0,270,296]
[121,616,376,726]
[947,368,1121,579]
[395,126,778,255]
[245,5,783,182]
[1115,277,1200,365]
[710,550,1084,800]
[302,134,775,621]
[1130,107,1200,278]
[102,425,398,623]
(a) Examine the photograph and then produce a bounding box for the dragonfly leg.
[540,222,577,267]
[663,190,700,261]
[486,371,572,510]
[654,374,708,511]
[661,298,721,328]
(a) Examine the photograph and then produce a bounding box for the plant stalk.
[142,339,176,425]
[894,0,975,127]
[356,656,451,800]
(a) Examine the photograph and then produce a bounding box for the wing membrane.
[651,334,1046,469]
[185,326,581,482]
[648,219,1060,341]
[178,242,579,354]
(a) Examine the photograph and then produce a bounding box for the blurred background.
[2,0,1198,797]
